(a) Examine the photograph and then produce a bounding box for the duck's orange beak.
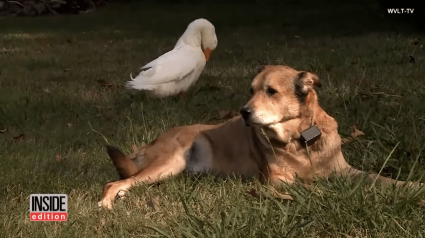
[203,48,213,62]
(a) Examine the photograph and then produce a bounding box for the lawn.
[1,0,425,237]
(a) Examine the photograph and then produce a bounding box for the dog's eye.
[266,87,277,96]
[250,88,254,95]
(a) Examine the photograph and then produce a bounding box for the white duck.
[125,18,218,98]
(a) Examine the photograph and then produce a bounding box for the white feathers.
[125,18,218,98]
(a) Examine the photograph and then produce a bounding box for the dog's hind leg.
[99,153,187,209]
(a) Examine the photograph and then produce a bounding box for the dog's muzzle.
[240,106,252,127]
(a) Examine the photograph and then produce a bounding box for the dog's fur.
[99,65,421,209]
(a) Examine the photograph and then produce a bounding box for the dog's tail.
[106,145,139,180]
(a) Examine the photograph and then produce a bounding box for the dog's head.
[240,65,321,127]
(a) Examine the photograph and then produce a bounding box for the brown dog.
[98,65,421,209]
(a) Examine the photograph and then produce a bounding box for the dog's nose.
[240,107,252,119]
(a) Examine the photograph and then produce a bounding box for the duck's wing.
[127,47,204,89]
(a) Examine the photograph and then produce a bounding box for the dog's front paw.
[98,181,119,209]
[98,199,113,209]
[117,190,127,200]
[98,181,131,209]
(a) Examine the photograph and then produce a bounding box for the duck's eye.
[266,87,277,96]
[250,88,254,95]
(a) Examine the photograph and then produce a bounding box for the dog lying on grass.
[98,65,422,209]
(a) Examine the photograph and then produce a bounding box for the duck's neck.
[174,27,202,49]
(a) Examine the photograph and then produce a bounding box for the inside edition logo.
[30,194,68,221]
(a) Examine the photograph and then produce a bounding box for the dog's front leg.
[99,156,187,209]
[344,167,423,187]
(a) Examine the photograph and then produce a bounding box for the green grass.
[1,0,425,237]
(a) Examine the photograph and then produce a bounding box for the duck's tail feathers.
[125,80,157,91]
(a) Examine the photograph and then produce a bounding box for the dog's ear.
[256,65,266,74]
[256,65,274,74]
[296,71,321,95]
